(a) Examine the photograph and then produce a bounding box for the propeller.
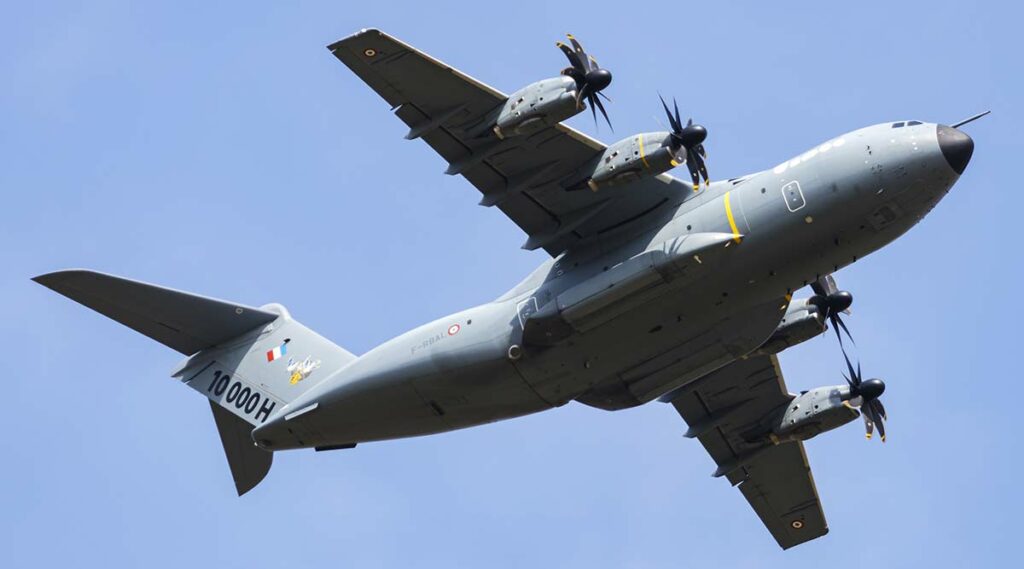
[810,274,889,442]
[659,95,710,191]
[557,34,613,130]
[809,275,854,349]
[842,349,888,442]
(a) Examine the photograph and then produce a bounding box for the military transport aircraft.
[34,28,985,549]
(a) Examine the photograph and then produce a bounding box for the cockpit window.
[907,120,922,126]
[891,122,906,128]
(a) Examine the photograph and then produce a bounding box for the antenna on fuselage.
[950,110,991,129]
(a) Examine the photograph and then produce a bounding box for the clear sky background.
[2,1,1020,567]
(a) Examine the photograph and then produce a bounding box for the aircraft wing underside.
[666,355,829,549]
[328,29,690,256]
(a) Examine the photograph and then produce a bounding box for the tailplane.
[34,269,357,494]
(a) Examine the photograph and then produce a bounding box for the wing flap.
[33,269,278,355]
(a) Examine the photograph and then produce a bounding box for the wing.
[665,355,829,549]
[328,29,689,256]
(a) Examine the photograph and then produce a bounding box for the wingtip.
[327,27,383,51]
[31,269,94,288]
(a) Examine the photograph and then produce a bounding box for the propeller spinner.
[659,95,710,191]
[557,34,613,129]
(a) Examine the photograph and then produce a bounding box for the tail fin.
[34,269,358,494]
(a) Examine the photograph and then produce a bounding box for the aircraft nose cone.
[937,125,974,175]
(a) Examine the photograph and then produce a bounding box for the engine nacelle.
[493,77,580,139]
[583,132,681,191]
[771,385,859,443]
[754,297,827,355]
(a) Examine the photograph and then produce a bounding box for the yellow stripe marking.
[724,191,742,243]
[638,135,651,169]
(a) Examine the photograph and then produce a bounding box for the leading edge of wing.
[327,28,607,153]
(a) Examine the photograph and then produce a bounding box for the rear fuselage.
[254,121,966,451]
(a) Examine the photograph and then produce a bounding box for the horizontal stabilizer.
[33,269,278,355]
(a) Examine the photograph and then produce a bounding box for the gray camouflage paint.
[252,121,963,450]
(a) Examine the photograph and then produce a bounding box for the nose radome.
[937,125,974,175]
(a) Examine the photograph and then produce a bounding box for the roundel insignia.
[363,48,377,57]
[448,324,461,336]
[791,520,804,530]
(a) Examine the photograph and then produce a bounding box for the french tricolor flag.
[266,339,289,362]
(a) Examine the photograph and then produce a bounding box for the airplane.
[33,28,985,550]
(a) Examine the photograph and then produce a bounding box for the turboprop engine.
[754,297,827,355]
[772,371,887,444]
[771,384,860,444]
[492,77,582,139]
[580,97,711,191]
[491,34,613,139]
[580,131,681,191]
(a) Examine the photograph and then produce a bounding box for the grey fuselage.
[253,121,966,451]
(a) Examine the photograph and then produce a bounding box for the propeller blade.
[842,349,860,387]
[823,275,839,295]
[556,41,585,72]
[659,94,680,133]
[673,99,682,132]
[592,94,612,130]
[811,276,835,297]
[695,154,710,186]
[684,149,700,190]
[695,143,707,159]
[863,410,875,439]
[873,398,888,421]
[596,91,612,103]
[567,35,591,72]
[872,401,887,442]
[575,83,591,110]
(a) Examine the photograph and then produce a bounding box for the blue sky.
[2,1,1020,567]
